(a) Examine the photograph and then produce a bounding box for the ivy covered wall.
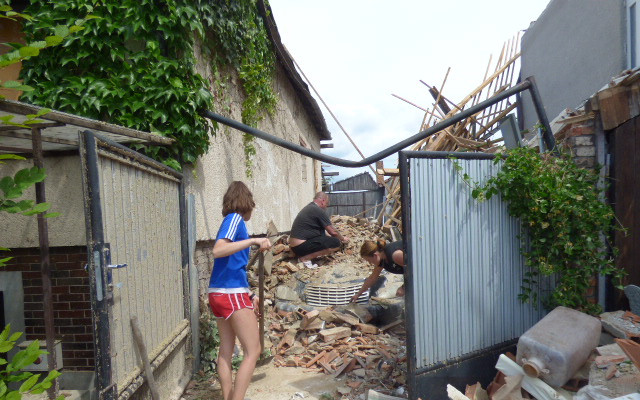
[20,0,278,171]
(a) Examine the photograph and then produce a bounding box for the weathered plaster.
[188,46,323,239]
[0,155,85,247]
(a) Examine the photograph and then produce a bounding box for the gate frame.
[79,131,189,399]
[399,150,523,400]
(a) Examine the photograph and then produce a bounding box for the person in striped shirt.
[208,181,271,400]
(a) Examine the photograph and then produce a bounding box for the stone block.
[574,146,596,157]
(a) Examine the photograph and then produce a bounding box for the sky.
[267,0,552,181]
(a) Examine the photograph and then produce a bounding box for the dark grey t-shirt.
[381,240,404,274]
[290,202,331,240]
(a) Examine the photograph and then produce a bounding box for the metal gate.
[79,132,189,399]
[400,151,551,400]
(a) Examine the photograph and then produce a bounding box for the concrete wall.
[0,155,86,248]
[520,0,626,131]
[188,47,322,239]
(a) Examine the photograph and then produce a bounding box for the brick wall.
[558,119,597,170]
[1,246,95,371]
[557,117,600,305]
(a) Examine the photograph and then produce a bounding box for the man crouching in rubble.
[289,191,349,268]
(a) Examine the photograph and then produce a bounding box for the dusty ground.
[181,362,353,400]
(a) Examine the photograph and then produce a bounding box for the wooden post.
[258,252,265,353]
[130,316,160,400]
[31,127,58,400]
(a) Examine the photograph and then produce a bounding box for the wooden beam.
[376,168,399,176]
[0,122,64,131]
[320,143,334,148]
[0,130,78,146]
[322,171,339,176]
[0,99,174,145]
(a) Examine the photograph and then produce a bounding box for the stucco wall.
[188,46,322,238]
[520,0,626,131]
[0,155,85,247]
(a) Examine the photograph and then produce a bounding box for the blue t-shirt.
[208,213,250,289]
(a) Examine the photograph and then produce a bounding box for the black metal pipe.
[525,76,556,152]
[79,131,114,399]
[203,80,532,168]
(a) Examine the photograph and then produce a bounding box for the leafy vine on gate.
[20,0,277,174]
[450,147,626,315]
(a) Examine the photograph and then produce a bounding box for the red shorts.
[208,292,254,320]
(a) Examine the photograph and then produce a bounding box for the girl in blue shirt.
[208,181,270,400]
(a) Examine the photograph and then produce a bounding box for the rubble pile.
[249,215,408,399]
[266,306,406,399]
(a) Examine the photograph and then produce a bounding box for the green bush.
[452,147,626,314]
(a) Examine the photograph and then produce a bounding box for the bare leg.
[298,246,340,262]
[227,308,261,400]
[216,317,236,400]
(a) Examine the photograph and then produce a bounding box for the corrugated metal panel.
[409,157,547,370]
[98,153,183,386]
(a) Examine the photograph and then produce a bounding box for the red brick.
[16,255,40,264]
[57,293,85,302]
[74,334,94,342]
[54,302,70,311]
[72,318,92,326]
[70,285,89,294]
[59,326,86,335]
[23,302,42,311]
[57,310,85,319]
[69,269,88,278]
[23,286,42,295]
[50,254,68,263]
[56,278,84,286]
[74,350,95,359]
[52,270,70,279]
[67,254,87,263]
[24,311,44,319]
[55,262,79,271]
[22,271,40,280]
[23,294,43,302]
[52,286,70,294]
[64,342,90,350]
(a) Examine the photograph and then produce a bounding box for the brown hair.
[360,238,387,258]
[221,181,255,216]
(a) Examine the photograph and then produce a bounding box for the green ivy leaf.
[19,46,39,58]
[22,202,51,216]
[18,374,39,393]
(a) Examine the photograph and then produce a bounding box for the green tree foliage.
[21,0,277,173]
[0,325,64,400]
[452,147,626,314]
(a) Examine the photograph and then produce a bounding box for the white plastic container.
[516,306,601,387]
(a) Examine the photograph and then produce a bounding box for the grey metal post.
[187,194,200,372]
